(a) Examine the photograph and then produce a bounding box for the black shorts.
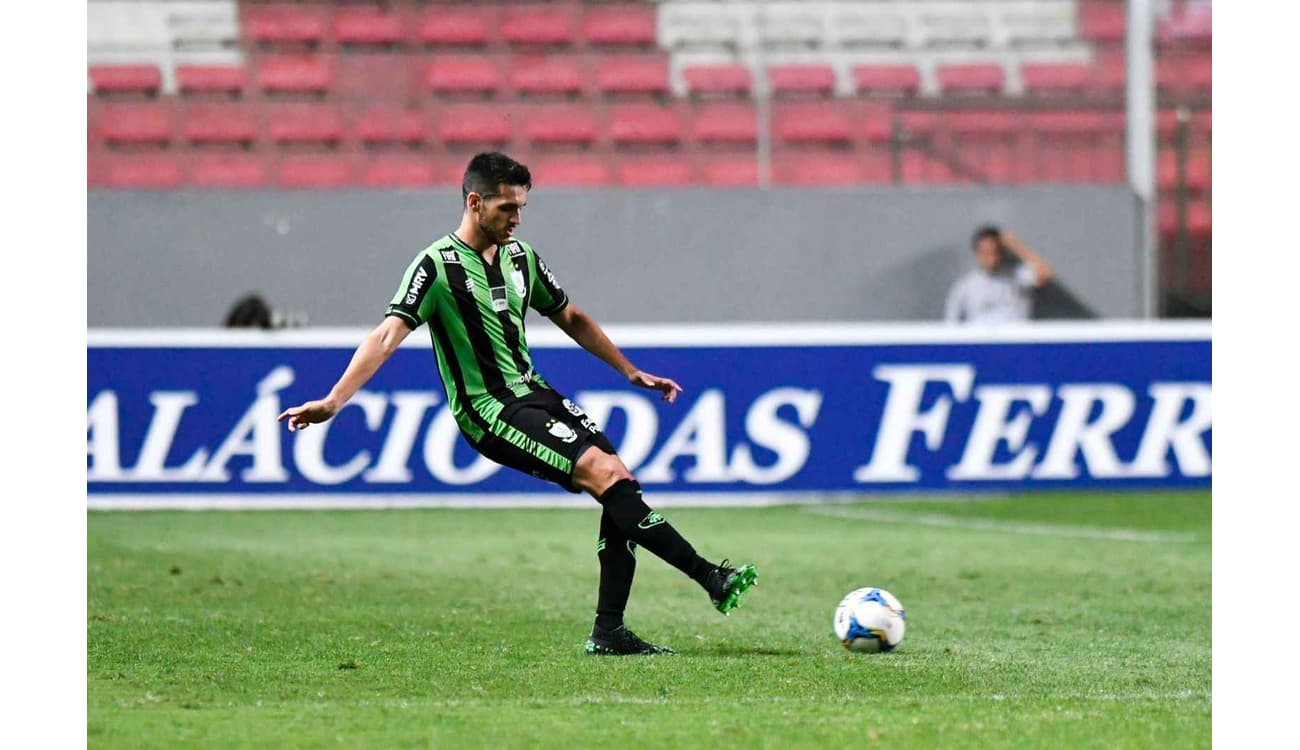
[467,389,616,493]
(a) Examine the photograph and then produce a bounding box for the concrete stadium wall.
[88,187,1140,327]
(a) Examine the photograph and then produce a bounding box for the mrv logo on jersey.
[87,331,1211,496]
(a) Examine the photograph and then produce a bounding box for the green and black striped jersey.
[386,233,569,440]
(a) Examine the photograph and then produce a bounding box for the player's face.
[974,237,1002,272]
[476,184,528,245]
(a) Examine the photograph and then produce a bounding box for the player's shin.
[594,510,636,632]
[596,479,715,587]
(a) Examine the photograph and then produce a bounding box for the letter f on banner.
[853,365,975,482]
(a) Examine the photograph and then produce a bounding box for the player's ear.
[466,192,480,213]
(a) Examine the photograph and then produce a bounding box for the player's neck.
[453,219,498,261]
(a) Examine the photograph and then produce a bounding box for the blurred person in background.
[944,225,1055,324]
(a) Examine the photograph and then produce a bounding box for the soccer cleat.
[584,625,676,656]
[705,559,759,615]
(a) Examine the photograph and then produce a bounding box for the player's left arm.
[1000,231,1054,287]
[548,304,682,404]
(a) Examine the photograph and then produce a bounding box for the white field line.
[801,506,1200,544]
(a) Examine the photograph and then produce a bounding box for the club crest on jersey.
[440,250,459,263]
[511,269,526,295]
[547,420,578,444]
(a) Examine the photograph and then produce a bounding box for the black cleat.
[704,559,759,615]
[584,625,676,656]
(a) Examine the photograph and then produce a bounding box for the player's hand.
[628,370,683,404]
[278,398,340,432]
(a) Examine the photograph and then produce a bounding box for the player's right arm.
[279,317,412,431]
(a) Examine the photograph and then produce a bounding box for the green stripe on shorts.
[491,420,573,475]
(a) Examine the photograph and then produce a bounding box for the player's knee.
[574,449,632,496]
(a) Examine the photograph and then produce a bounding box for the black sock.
[597,479,716,588]
[594,509,635,632]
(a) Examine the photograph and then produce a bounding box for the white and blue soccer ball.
[833,587,907,653]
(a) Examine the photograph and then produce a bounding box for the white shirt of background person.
[944,227,1055,324]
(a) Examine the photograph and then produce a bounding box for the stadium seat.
[1021,64,1090,97]
[243,4,326,47]
[89,65,161,97]
[180,103,257,147]
[333,7,407,47]
[1091,52,1127,96]
[188,155,268,187]
[277,155,354,188]
[1157,147,1211,191]
[256,56,332,96]
[510,56,587,97]
[684,65,753,97]
[851,65,921,97]
[1026,110,1121,136]
[1159,57,1212,98]
[609,103,684,146]
[946,111,1023,136]
[594,56,669,97]
[436,105,513,146]
[531,156,612,186]
[359,156,440,187]
[266,104,344,147]
[775,156,869,187]
[936,64,1005,96]
[425,57,504,97]
[768,65,836,98]
[1078,1,1126,42]
[584,6,657,47]
[775,102,853,145]
[418,7,494,47]
[701,157,758,187]
[523,105,598,147]
[502,7,578,47]
[333,54,416,100]
[92,154,182,189]
[898,110,943,138]
[352,107,427,148]
[692,102,757,146]
[615,157,695,187]
[176,65,247,97]
[99,103,172,147]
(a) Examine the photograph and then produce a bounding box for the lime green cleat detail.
[705,560,759,615]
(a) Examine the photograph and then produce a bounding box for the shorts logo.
[441,250,459,263]
[547,420,578,444]
[562,399,585,417]
[638,512,666,530]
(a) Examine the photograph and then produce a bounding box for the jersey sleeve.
[525,245,569,316]
[385,251,439,329]
[943,278,966,322]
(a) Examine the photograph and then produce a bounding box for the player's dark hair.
[462,152,532,203]
[971,225,1002,251]
[224,293,273,329]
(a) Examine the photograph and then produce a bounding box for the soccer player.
[278,152,758,656]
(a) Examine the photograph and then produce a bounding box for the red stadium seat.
[684,65,753,97]
[436,105,513,146]
[333,7,407,47]
[99,103,172,147]
[92,154,182,188]
[936,64,1005,95]
[256,56,332,96]
[1160,57,1212,98]
[418,7,494,47]
[523,105,598,147]
[502,7,578,46]
[897,110,943,137]
[277,155,354,188]
[510,56,587,97]
[1091,52,1127,95]
[425,57,504,96]
[860,100,896,142]
[584,6,657,47]
[176,65,247,97]
[946,111,1023,136]
[531,156,612,186]
[594,56,669,97]
[181,103,257,146]
[188,155,269,187]
[1157,147,1211,191]
[333,53,417,100]
[774,102,853,145]
[768,65,836,97]
[701,157,758,187]
[609,104,684,146]
[360,156,439,187]
[89,65,161,97]
[851,65,920,96]
[266,104,344,147]
[1021,64,1090,97]
[692,102,757,146]
[615,157,695,187]
[775,156,869,187]
[352,107,427,148]
[243,4,326,47]
[1078,2,1126,42]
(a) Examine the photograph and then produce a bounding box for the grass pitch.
[88,491,1210,748]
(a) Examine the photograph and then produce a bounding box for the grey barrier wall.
[88,187,1140,327]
